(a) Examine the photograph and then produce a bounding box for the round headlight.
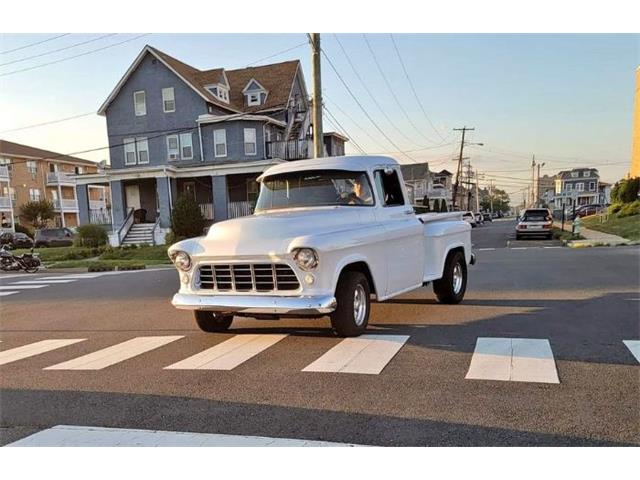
[294,248,318,271]
[172,251,192,271]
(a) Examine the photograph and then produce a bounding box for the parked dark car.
[34,228,75,247]
[482,213,493,222]
[0,231,34,248]
[573,204,604,219]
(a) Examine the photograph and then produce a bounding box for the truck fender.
[331,254,379,298]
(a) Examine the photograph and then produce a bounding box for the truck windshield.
[256,170,375,211]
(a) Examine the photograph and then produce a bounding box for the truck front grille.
[197,264,300,292]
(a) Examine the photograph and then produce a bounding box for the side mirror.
[384,167,394,176]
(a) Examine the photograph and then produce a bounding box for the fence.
[90,208,112,225]
[228,201,254,219]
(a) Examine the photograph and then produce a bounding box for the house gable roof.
[98,45,302,116]
[0,139,97,166]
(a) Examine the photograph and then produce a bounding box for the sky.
[0,33,638,197]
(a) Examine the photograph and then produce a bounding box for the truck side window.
[374,169,405,207]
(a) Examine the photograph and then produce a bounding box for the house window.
[136,137,149,164]
[9,187,16,201]
[75,166,84,175]
[179,133,193,159]
[166,135,180,161]
[26,160,37,177]
[571,171,579,178]
[589,182,596,191]
[162,87,175,113]
[218,88,229,103]
[214,129,227,157]
[29,188,41,201]
[247,93,261,106]
[583,171,590,177]
[244,128,257,155]
[124,138,137,165]
[134,90,146,116]
[566,183,573,191]
[576,182,584,192]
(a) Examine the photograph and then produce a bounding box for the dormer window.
[247,93,261,106]
[205,84,229,103]
[242,78,267,107]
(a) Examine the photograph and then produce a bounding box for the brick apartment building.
[0,140,109,231]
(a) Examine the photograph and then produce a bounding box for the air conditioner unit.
[169,153,179,161]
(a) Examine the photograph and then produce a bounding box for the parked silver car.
[515,208,553,240]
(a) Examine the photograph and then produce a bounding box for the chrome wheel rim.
[353,284,367,326]
[452,263,463,295]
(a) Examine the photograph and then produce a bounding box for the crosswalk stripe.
[165,334,288,370]
[623,340,640,363]
[0,291,20,297]
[11,280,77,284]
[0,339,86,366]
[40,275,103,280]
[302,334,410,375]
[465,337,559,384]
[45,336,184,370]
[0,285,48,290]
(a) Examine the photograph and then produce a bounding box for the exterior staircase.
[121,223,155,246]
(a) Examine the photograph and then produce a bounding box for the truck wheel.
[433,250,467,304]
[331,271,370,337]
[194,311,233,333]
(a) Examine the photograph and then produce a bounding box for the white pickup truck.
[169,156,475,337]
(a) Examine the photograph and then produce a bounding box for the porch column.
[169,178,178,209]
[211,175,228,223]
[156,176,172,228]
[110,180,126,228]
[76,184,90,225]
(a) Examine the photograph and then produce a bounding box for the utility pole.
[475,171,481,213]
[536,161,545,205]
[488,179,494,213]
[466,160,473,211]
[452,126,474,210]
[530,154,536,207]
[309,33,323,158]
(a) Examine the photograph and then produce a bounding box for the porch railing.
[47,171,75,185]
[52,198,79,210]
[199,203,214,220]
[117,207,135,245]
[89,200,107,210]
[228,201,254,219]
[90,208,111,225]
[265,139,312,161]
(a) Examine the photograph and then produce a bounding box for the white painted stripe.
[165,334,287,370]
[511,247,527,250]
[543,246,562,249]
[0,291,20,297]
[0,339,86,366]
[39,275,103,280]
[0,285,47,290]
[45,336,183,370]
[302,335,410,375]
[466,337,559,384]
[623,340,640,363]
[6,425,360,447]
[11,280,77,284]
[478,248,496,251]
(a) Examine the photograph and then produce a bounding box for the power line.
[0,112,96,134]
[0,33,151,77]
[244,41,308,67]
[324,95,389,152]
[363,34,439,146]
[389,33,446,143]
[0,33,118,67]
[323,105,366,155]
[333,34,423,149]
[0,34,70,55]
[317,38,420,164]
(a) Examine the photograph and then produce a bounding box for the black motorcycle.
[0,244,41,273]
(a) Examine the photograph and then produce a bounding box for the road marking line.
[543,246,562,249]
[45,336,183,370]
[0,339,86,366]
[0,291,20,297]
[165,334,288,370]
[0,285,48,290]
[6,425,361,447]
[39,274,103,280]
[623,340,640,363]
[11,280,77,284]
[466,337,559,384]
[510,247,527,250]
[478,248,496,251]
[302,334,410,375]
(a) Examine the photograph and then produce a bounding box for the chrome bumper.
[171,293,337,315]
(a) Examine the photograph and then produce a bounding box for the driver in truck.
[348,176,373,205]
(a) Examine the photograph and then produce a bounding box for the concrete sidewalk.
[555,220,629,247]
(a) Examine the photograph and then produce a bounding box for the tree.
[479,187,511,213]
[170,195,206,239]
[19,199,55,229]
[611,177,640,204]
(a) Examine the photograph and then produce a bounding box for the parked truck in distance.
[169,156,475,337]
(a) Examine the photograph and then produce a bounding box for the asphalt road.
[1,223,638,446]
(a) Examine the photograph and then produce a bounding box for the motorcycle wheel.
[25,266,39,273]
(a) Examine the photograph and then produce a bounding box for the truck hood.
[190,208,368,258]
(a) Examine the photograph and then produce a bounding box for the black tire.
[194,311,233,333]
[433,250,467,304]
[330,271,370,337]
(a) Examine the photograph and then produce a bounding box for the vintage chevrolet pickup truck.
[169,156,475,336]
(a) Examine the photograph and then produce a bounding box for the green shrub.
[75,224,108,247]
[170,195,205,239]
[611,177,640,204]
[618,199,640,218]
[87,262,115,272]
[117,263,146,271]
[14,224,34,238]
[609,203,623,214]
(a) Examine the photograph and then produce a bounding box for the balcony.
[0,196,12,210]
[266,139,312,161]
[52,198,79,211]
[47,171,76,185]
[0,166,9,180]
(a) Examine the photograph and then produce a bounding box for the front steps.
[122,223,155,246]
